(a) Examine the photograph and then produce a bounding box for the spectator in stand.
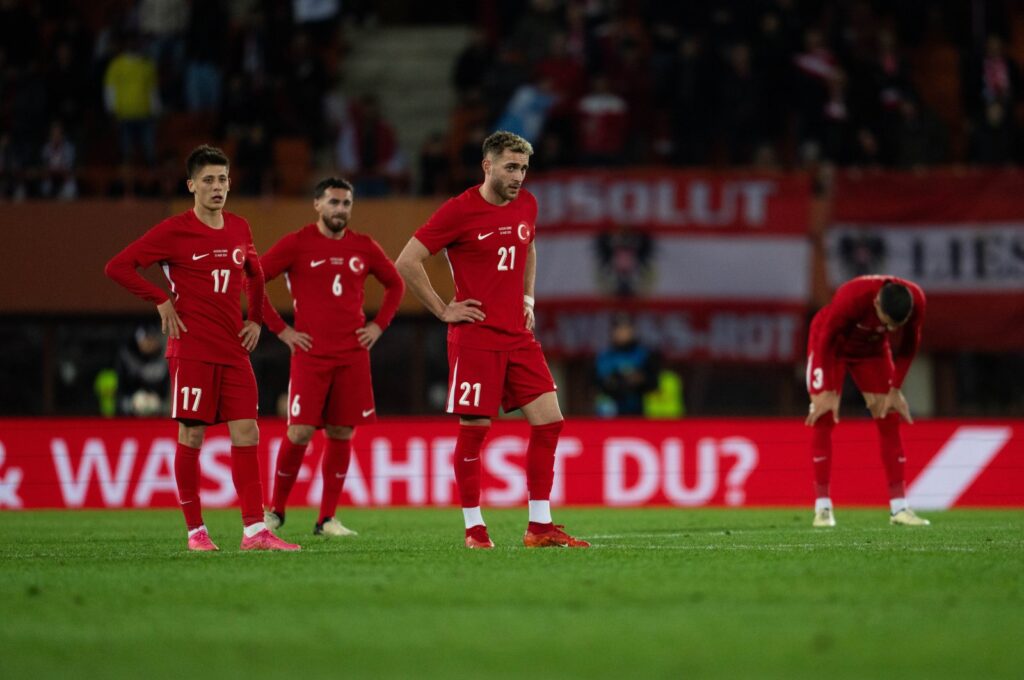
[508,0,563,67]
[534,31,586,152]
[291,0,341,44]
[453,29,493,99]
[717,42,761,164]
[184,0,228,112]
[234,123,273,196]
[280,31,328,147]
[494,78,557,144]
[963,34,1021,118]
[46,40,92,139]
[335,94,407,196]
[968,101,1019,165]
[575,75,629,166]
[7,59,48,193]
[594,314,659,417]
[608,38,654,161]
[669,34,711,165]
[482,43,531,123]
[892,97,947,169]
[138,0,189,110]
[104,32,161,168]
[0,132,26,201]
[793,27,839,159]
[418,131,451,196]
[39,121,77,200]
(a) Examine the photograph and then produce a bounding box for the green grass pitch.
[1,508,1021,679]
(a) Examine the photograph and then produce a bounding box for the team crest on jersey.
[231,248,245,266]
[348,256,364,273]
[517,222,532,243]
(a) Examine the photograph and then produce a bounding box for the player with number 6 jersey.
[261,177,404,538]
[396,130,588,550]
[804,275,929,528]
[105,144,298,552]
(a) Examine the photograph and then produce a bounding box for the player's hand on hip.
[156,300,187,339]
[805,390,840,426]
[441,298,486,323]
[238,320,261,352]
[278,326,312,353]
[356,322,382,349]
[524,304,535,331]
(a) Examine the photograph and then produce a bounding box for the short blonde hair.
[482,130,534,158]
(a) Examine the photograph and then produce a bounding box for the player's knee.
[230,420,259,446]
[325,425,353,440]
[287,425,315,445]
[179,423,205,448]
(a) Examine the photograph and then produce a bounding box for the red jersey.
[809,275,926,390]
[415,186,537,351]
[105,209,265,365]
[261,224,404,357]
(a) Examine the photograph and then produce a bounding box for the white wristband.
[523,295,535,308]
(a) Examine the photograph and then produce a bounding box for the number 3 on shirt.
[497,246,516,271]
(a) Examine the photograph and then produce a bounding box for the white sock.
[815,497,833,512]
[529,500,552,524]
[463,507,485,529]
[890,498,909,514]
[243,522,267,537]
[187,525,207,538]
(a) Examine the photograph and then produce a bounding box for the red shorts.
[168,357,258,424]
[806,350,894,396]
[445,341,557,417]
[286,351,376,428]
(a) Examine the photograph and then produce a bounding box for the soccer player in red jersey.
[105,145,299,552]
[396,130,589,549]
[805,275,931,527]
[261,177,404,537]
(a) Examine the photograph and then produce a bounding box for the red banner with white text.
[1,418,1019,510]
[830,170,1024,351]
[528,170,813,360]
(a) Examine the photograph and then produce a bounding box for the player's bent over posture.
[805,275,931,528]
[105,145,299,552]
[396,130,588,549]
[260,177,404,537]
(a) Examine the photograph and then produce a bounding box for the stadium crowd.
[0,0,1022,200]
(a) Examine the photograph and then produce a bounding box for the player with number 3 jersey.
[261,177,404,538]
[397,130,588,550]
[804,275,930,528]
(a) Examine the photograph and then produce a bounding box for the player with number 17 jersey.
[105,209,265,365]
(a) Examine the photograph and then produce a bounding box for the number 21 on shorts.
[458,381,481,407]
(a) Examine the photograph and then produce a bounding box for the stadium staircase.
[341,24,471,183]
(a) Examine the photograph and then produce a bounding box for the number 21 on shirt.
[497,245,516,271]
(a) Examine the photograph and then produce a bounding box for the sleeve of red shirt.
[103,221,173,305]
[892,282,927,388]
[258,233,297,335]
[809,285,861,392]
[242,232,265,326]
[413,199,460,254]
[368,240,405,331]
